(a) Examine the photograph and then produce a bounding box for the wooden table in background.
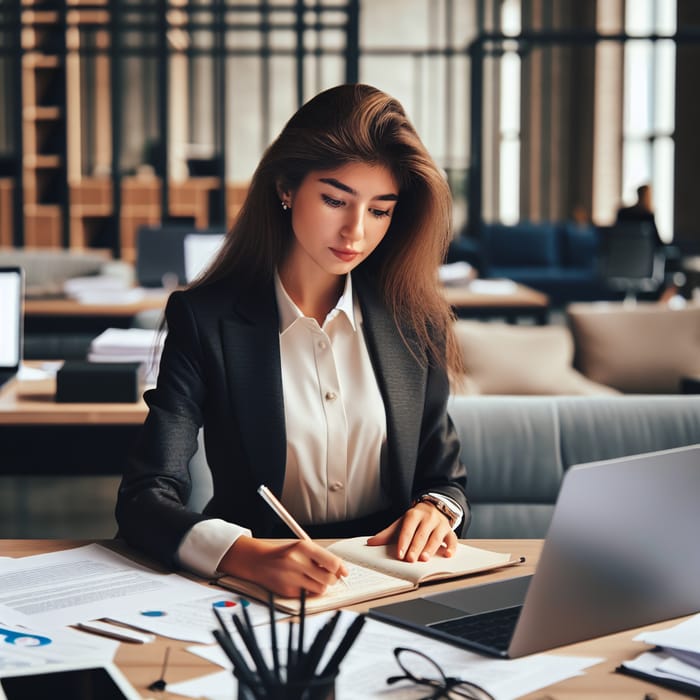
[0,365,147,476]
[442,281,550,324]
[24,293,169,336]
[1,539,691,699]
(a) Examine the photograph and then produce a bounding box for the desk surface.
[24,293,169,317]
[0,367,147,425]
[1,539,689,699]
[441,281,549,309]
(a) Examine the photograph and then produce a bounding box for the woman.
[116,83,470,598]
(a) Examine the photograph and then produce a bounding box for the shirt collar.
[274,271,357,333]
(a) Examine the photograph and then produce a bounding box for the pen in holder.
[213,590,364,700]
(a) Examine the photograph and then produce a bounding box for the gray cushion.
[448,395,700,538]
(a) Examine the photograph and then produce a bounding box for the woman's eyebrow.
[319,177,399,201]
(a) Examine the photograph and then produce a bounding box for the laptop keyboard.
[429,605,523,651]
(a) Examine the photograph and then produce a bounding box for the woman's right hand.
[218,536,349,598]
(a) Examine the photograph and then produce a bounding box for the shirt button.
[318,340,327,350]
[325,391,337,401]
[329,481,344,492]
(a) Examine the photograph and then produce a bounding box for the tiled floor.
[0,476,120,539]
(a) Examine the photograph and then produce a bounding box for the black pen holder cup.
[235,669,337,700]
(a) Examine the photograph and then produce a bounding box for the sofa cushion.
[560,223,599,269]
[568,302,700,393]
[453,320,619,396]
[448,394,700,538]
[556,395,700,466]
[481,222,559,267]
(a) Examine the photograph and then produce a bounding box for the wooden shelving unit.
[3,1,248,255]
[0,179,13,247]
[21,5,67,247]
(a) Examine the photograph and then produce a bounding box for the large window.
[622,0,676,242]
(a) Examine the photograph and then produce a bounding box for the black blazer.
[116,270,469,568]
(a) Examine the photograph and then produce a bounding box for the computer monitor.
[135,225,226,288]
[0,267,24,389]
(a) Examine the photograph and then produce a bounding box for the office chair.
[597,221,665,305]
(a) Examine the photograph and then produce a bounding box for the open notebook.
[216,537,522,614]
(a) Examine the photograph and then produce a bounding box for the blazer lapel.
[356,276,426,504]
[220,283,287,495]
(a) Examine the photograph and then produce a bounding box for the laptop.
[370,444,700,658]
[0,267,23,391]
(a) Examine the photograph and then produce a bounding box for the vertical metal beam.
[467,38,484,237]
[10,0,24,246]
[260,0,270,150]
[157,0,169,219]
[295,0,304,107]
[58,0,70,248]
[345,0,360,84]
[214,0,227,226]
[109,0,122,258]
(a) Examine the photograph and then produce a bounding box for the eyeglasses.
[386,647,495,700]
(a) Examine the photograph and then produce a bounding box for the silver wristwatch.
[413,492,462,529]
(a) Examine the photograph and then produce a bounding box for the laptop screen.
[0,267,23,372]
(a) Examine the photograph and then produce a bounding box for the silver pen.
[257,484,350,588]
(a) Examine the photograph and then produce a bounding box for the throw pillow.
[452,320,618,395]
[568,302,700,393]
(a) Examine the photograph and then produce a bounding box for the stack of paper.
[88,328,165,383]
[438,261,476,286]
[63,276,145,305]
[469,278,518,295]
[88,328,163,364]
[618,614,700,695]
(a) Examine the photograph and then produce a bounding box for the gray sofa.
[186,394,700,540]
[449,395,700,539]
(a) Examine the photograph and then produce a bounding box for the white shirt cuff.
[427,492,464,530]
[176,519,252,578]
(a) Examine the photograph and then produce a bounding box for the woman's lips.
[330,248,361,262]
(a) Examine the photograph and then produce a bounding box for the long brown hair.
[196,83,462,375]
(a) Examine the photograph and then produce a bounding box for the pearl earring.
[281,201,289,211]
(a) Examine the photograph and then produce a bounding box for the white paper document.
[635,613,700,656]
[106,593,279,644]
[469,279,518,295]
[0,622,119,673]
[621,613,700,691]
[180,612,603,700]
[0,544,212,629]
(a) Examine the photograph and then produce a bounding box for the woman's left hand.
[366,501,457,562]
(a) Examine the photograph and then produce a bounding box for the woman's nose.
[341,208,364,241]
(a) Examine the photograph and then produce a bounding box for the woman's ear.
[275,179,289,203]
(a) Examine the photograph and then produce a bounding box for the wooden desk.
[24,293,168,336]
[24,295,168,318]
[1,539,690,699]
[0,368,147,475]
[442,282,550,324]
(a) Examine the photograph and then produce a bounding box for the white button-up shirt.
[177,272,388,577]
[277,271,389,524]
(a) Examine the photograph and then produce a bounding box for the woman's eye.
[322,194,344,208]
[370,208,391,219]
